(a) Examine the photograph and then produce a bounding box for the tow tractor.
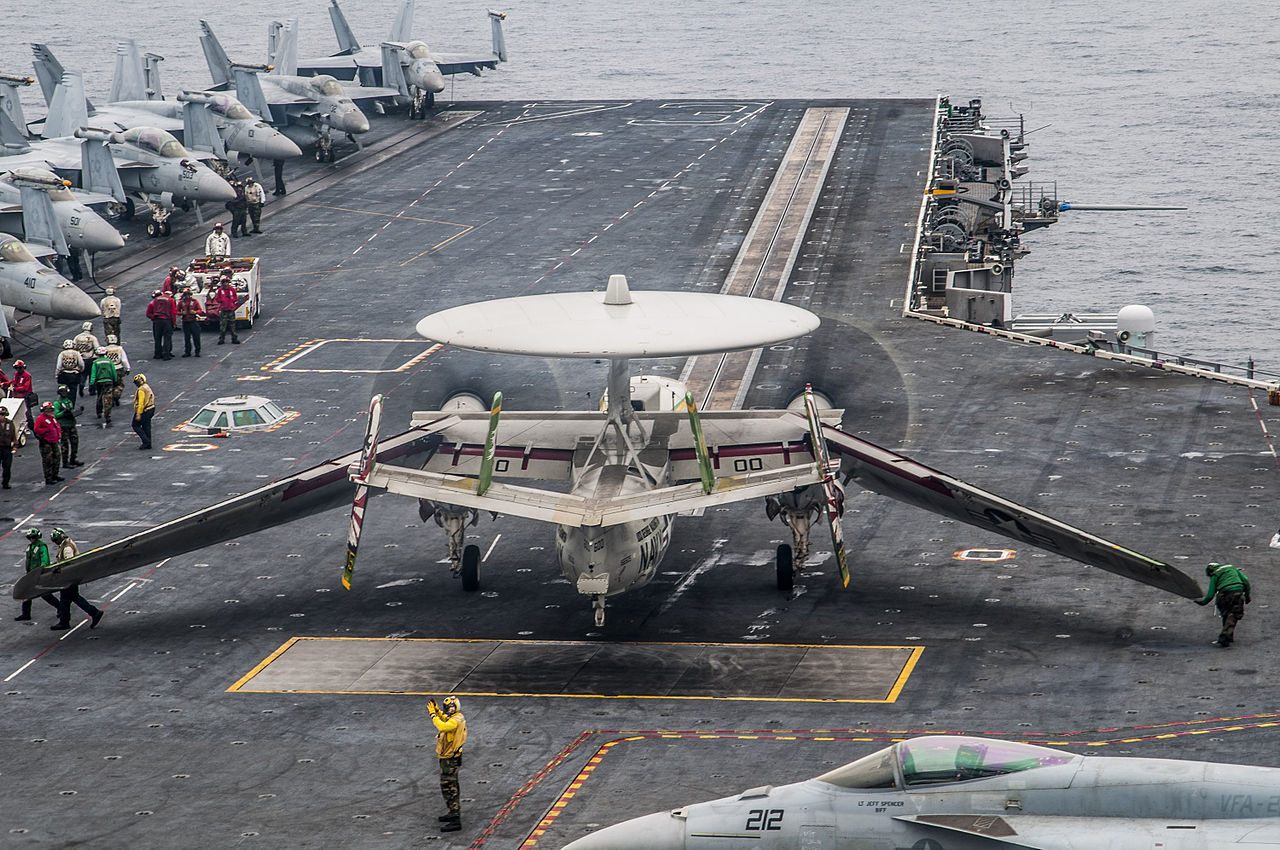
[183,256,262,328]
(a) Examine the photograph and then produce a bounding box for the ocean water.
[3,0,1277,368]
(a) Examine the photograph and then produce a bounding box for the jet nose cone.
[264,132,303,160]
[199,171,237,202]
[562,811,686,850]
[75,214,126,252]
[342,109,369,135]
[410,62,446,93]
[50,283,101,321]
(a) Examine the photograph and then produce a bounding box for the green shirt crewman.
[1196,562,1251,647]
[15,528,61,623]
[52,386,83,467]
[89,349,119,426]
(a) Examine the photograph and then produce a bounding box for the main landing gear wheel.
[461,544,480,592]
[146,221,159,238]
[776,544,794,592]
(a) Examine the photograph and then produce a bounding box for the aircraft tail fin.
[110,40,149,103]
[79,134,126,202]
[0,78,32,141]
[269,20,299,76]
[199,20,233,88]
[183,100,226,158]
[29,43,65,106]
[329,0,362,55]
[0,108,30,155]
[489,10,508,63]
[18,184,69,256]
[388,0,415,43]
[143,52,166,100]
[380,43,410,97]
[231,67,275,125]
[44,71,91,139]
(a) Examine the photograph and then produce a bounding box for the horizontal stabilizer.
[814,417,1203,599]
[13,418,461,600]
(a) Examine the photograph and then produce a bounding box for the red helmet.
[13,359,24,369]
[41,401,53,410]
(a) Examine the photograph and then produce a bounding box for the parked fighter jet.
[0,166,125,254]
[14,277,1200,628]
[0,231,99,339]
[30,42,303,165]
[201,19,397,161]
[565,735,1280,849]
[3,71,235,235]
[294,0,507,117]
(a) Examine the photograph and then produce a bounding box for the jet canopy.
[309,75,345,97]
[119,126,189,158]
[0,235,37,264]
[207,94,254,121]
[407,43,432,60]
[816,736,1075,790]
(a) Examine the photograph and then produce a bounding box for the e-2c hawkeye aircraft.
[294,0,508,117]
[15,276,1201,628]
[564,735,1280,849]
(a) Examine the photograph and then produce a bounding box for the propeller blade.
[476,391,502,496]
[342,394,384,590]
[803,385,849,587]
[683,391,714,495]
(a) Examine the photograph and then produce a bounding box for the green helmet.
[1205,562,1221,576]
[51,528,66,542]
[24,528,40,539]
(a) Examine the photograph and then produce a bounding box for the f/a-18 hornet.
[564,735,1280,849]
[294,0,507,117]
[16,276,1201,628]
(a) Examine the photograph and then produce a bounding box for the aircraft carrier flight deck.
[3,99,1279,848]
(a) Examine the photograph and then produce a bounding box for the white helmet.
[81,321,93,331]
[62,339,74,349]
[105,287,115,295]
[107,334,118,344]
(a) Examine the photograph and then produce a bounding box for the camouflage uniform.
[1197,563,1252,646]
[429,697,467,829]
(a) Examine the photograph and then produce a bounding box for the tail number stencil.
[745,809,784,830]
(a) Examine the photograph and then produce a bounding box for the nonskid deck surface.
[1,100,1277,848]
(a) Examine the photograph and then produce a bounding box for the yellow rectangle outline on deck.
[227,636,924,704]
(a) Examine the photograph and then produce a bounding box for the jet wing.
[12,417,460,600]
[430,52,501,76]
[895,814,1276,848]
[345,84,402,102]
[814,417,1203,599]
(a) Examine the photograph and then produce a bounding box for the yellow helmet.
[441,696,460,715]
[133,373,146,386]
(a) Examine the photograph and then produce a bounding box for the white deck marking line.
[483,534,502,562]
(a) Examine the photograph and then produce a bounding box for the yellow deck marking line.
[226,636,303,692]
[227,636,921,703]
[260,339,442,374]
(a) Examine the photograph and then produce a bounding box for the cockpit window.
[408,43,432,60]
[0,237,36,263]
[210,95,254,120]
[899,737,1073,787]
[121,126,189,158]
[815,737,1074,790]
[311,75,344,96]
[815,744,897,789]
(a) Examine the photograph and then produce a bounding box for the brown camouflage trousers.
[439,755,462,816]
[1216,590,1246,645]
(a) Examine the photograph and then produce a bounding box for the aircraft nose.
[561,811,686,850]
[342,108,369,135]
[50,283,101,321]
[198,171,237,202]
[263,131,303,160]
[74,214,126,252]
[411,62,445,93]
